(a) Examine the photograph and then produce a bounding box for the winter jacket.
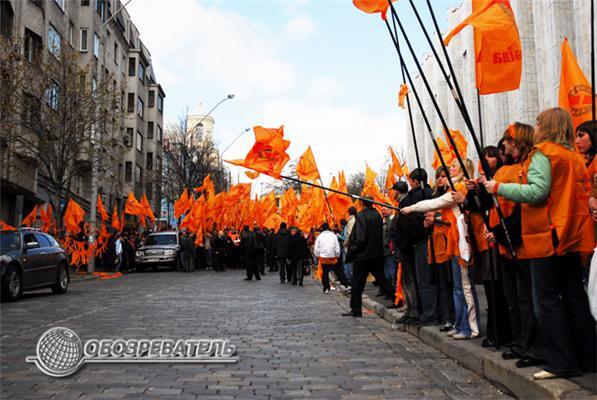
[346,206,384,262]
[314,230,340,259]
[273,228,292,258]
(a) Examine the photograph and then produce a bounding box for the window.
[128,57,135,76]
[136,130,143,152]
[147,121,154,139]
[45,81,59,110]
[146,152,153,170]
[81,0,90,5]
[135,165,142,183]
[68,21,74,46]
[92,32,99,58]
[127,93,134,113]
[114,42,118,64]
[157,94,163,113]
[53,0,65,10]
[0,1,14,39]
[80,28,88,51]
[136,96,143,118]
[125,161,132,182]
[157,125,162,142]
[156,156,162,172]
[48,24,61,56]
[137,62,144,82]
[148,90,155,107]
[22,93,41,129]
[24,29,42,63]
[125,128,133,147]
[35,233,51,248]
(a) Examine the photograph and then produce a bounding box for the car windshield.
[144,234,177,246]
[0,232,21,253]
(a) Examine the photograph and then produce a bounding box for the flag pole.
[383,18,461,197]
[280,175,401,211]
[591,0,595,121]
[318,175,336,228]
[477,89,484,148]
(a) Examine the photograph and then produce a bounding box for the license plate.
[146,258,159,263]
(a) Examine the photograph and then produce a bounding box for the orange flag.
[444,129,468,160]
[389,147,404,178]
[194,175,215,199]
[140,194,156,223]
[559,38,593,129]
[21,205,39,227]
[353,0,395,20]
[64,199,85,233]
[174,189,191,219]
[445,0,521,95]
[0,219,16,230]
[245,171,260,179]
[385,167,397,192]
[125,192,144,216]
[433,136,455,170]
[296,146,321,181]
[226,126,290,179]
[361,165,386,205]
[97,194,109,222]
[398,84,409,109]
[40,204,54,233]
[111,206,121,231]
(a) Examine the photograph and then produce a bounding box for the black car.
[135,231,181,271]
[0,229,70,301]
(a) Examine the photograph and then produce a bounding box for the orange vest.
[588,156,597,197]
[428,207,458,264]
[490,164,522,258]
[520,142,594,258]
[470,212,489,253]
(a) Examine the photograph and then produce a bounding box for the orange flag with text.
[296,146,321,181]
[559,38,593,129]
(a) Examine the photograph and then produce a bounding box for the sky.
[126,0,456,193]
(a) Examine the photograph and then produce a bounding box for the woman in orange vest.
[487,123,547,368]
[484,108,596,380]
[425,166,456,332]
[575,120,597,233]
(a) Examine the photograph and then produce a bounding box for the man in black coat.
[253,226,266,275]
[288,227,309,286]
[344,198,394,317]
[273,222,292,283]
[240,225,260,281]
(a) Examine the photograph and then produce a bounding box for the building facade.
[405,0,595,175]
[0,0,165,225]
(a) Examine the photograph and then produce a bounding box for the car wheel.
[2,265,23,302]
[51,263,69,294]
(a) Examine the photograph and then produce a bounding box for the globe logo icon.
[30,327,84,377]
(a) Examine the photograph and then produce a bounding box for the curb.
[353,293,596,400]
[69,273,101,283]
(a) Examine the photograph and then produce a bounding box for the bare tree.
[262,159,302,195]
[162,110,230,202]
[347,172,365,195]
[0,35,124,226]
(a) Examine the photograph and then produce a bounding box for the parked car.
[135,232,180,271]
[0,228,69,302]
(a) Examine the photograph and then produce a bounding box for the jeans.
[383,255,397,293]
[278,258,292,282]
[529,254,596,376]
[114,254,122,272]
[451,257,480,337]
[343,252,353,285]
[415,242,437,322]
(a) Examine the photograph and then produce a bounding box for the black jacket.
[240,230,256,256]
[346,206,384,263]
[390,185,432,251]
[273,228,291,258]
[289,233,310,260]
[253,230,265,252]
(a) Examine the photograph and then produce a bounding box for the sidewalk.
[334,280,597,399]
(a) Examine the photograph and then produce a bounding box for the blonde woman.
[484,108,595,379]
[402,158,480,340]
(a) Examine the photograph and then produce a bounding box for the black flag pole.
[591,0,595,121]
[477,89,484,148]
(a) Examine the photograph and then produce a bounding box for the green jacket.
[496,150,551,204]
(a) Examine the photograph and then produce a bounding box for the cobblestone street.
[1,270,510,399]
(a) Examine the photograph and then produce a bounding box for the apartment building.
[0,0,165,225]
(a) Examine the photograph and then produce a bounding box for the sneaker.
[446,329,458,337]
[453,333,471,340]
[533,370,558,380]
[324,289,330,294]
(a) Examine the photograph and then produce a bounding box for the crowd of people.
[90,107,595,382]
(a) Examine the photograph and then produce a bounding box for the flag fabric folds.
[398,84,409,109]
[226,125,290,179]
[21,205,39,227]
[296,146,321,181]
[444,0,522,95]
[111,206,121,232]
[353,0,395,20]
[559,38,593,129]
[125,192,144,216]
[64,199,85,233]
[97,194,109,222]
[140,194,156,223]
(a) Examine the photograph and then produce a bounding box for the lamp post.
[188,94,235,137]
[220,127,250,188]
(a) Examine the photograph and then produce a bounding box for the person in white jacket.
[314,223,349,293]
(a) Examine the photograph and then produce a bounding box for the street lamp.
[220,127,250,188]
[188,94,235,136]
